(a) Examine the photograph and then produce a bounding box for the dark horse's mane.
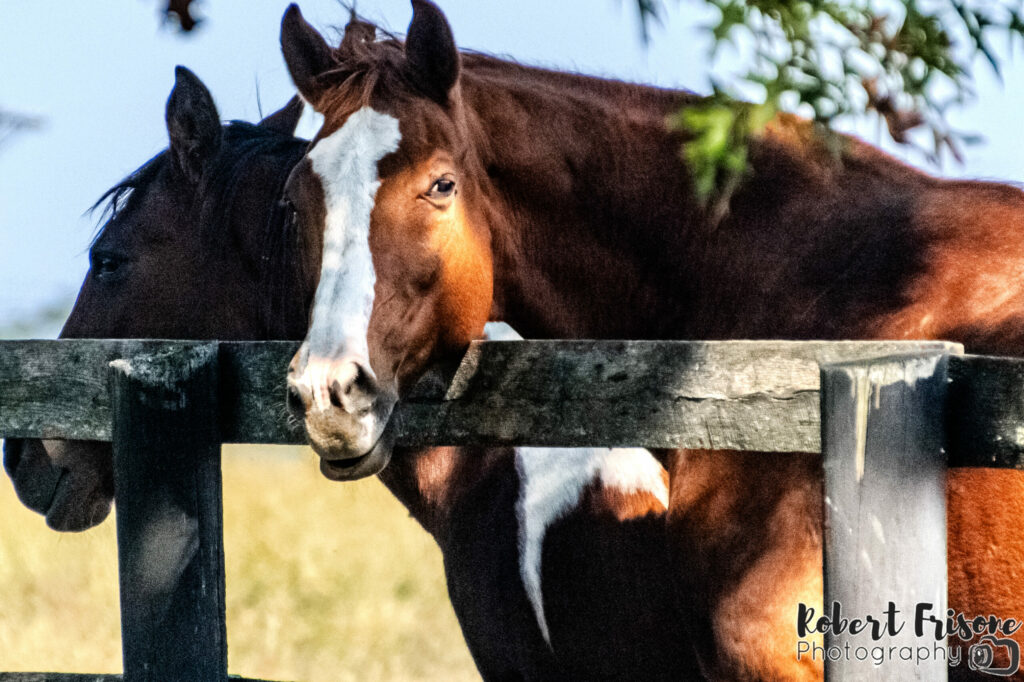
[91,121,310,338]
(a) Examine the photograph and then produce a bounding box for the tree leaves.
[640,0,1024,207]
[164,0,201,33]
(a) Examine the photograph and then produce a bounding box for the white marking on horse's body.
[482,323,670,646]
[515,446,668,646]
[295,106,401,412]
[596,449,670,506]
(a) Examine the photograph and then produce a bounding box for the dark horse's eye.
[90,251,125,282]
[427,177,456,202]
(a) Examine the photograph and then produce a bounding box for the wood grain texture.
[396,339,962,450]
[0,340,301,443]
[820,353,950,681]
[109,344,227,682]
[0,339,967,453]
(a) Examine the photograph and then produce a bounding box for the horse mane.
[91,121,310,338]
[208,122,311,339]
[315,17,408,111]
[310,14,699,141]
[90,152,165,230]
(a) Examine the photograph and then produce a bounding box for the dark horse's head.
[3,67,313,531]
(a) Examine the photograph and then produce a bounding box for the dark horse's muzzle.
[4,438,63,514]
[3,437,114,531]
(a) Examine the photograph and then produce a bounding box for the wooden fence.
[2,337,1024,681]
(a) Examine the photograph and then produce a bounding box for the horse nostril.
[330,364,376,416]
[286,383,307,416]
[329,379,345,409]
[353,363,376,394]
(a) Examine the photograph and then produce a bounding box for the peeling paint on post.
[820,352,952,681]
[108,344,226,682]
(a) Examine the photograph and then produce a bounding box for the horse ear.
[258,95,304,136]
[166,66,221,184]
[280,4,335,107]
[405,0,459,104]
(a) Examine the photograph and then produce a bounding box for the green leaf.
[643,0,1022,203]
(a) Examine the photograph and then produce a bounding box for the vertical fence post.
[108,343,227,682]
[819,353,950,681]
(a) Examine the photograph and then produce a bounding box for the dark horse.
[4,67,701,680]
[4,68,311,533]
[280,2,1024,680]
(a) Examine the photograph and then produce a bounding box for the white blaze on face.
[482,323,671,647]
[298,107,402,412]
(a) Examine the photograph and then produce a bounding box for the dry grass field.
[0,444,479,681]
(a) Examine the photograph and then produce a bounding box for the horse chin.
[3,439,114,532]
[45,476,113,532]
[5,438,62,513]
[302,392,397,481]
[315,431,393,481]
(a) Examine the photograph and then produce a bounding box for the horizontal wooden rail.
[4,337,1021,468]
[400,339,960,451]
[0,340,295,444]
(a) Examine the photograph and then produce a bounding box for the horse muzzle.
[3,438,113,532]
[287,352,397,480]
[303,409,395,481]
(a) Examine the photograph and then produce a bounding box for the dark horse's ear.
[405,0,460,104]
[280,4,336,107]
[166,66,221,184]
[258,95,304,136]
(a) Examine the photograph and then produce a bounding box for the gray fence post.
[108,343,227,682]
[819,353,950,681]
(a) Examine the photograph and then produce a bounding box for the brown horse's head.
[3,67,311,531]
[281,1,494,479]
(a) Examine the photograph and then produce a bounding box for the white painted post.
[819,353,950,681]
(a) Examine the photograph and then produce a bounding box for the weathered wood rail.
[8,337,1024,462]
[5,338,1024,680]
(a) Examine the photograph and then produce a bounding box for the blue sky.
[2,0,1022,335]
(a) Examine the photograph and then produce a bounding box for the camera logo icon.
[968,635,1021,677]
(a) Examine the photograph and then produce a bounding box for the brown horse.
[4,67,701,680]
[280,2,1024,679]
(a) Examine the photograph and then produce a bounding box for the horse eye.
[90,252,125,282]
[427,177,456,200]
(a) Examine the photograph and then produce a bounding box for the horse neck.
[460,62,703,338]
[459,62,964,342]
[376,446,515,544]
[250,195,312,339]
[231,142,313,340]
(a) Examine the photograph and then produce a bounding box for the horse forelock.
[311,12,470,123]
[294,11,401,111]
[314,48,405,123]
